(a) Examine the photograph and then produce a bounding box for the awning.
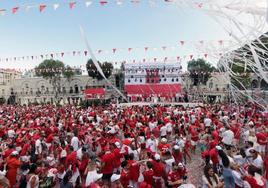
[84,88,105,98]
[124,84,181,96]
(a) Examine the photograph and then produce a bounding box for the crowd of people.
[0,103,266,188]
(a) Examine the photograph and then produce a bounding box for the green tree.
[35,59,74,103]
[86,59,113,80]
[187,58,216,85]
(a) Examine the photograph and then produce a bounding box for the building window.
[74,84,79,94]
[128,79,130,83]
[209,81,213,89]
[62,87,66,94]
[164,78,167,82]
[140,79,142,83]
[70,87,73,94]
[171,78,174,82]
[1,89,4,95]
[176,78,179,82]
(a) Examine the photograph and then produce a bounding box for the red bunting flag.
[190,55,193,59]
[84,51,88,56]
[180,41,185,45]
[145,47,148,51]
[69,2,76,9]
[204,54,208,58]
[100,1,108,5]
[128,48,132,52]
[61,52,64,57]
[39,5,46,12]
[12,7,19,14]
[112,48,116,53]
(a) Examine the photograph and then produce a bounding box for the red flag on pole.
[61,52,64,57]
[190,55,193,59]
[128,48,132,52]
[12,7,19,14]
[39,5,46,12]
[204,54,208,58]
[84,51,88,56]
[69,2,76,9]
[112,48,116,53]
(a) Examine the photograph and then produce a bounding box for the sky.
[0,0,266,72]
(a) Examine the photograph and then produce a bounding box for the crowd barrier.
[117,102,204,108]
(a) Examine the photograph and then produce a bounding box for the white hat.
[111,174,121,182]
[115,142,121,148]
[154,153,161,160]
[216,146,222,150]
[173,145,180,150]
[11,151,19,156]
[161,138,167,143]
[178,163,184,168]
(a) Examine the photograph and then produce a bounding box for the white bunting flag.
[53,4,59,10]
[116,0,123,5]
[0,9,6,16]
[85,1,92,7]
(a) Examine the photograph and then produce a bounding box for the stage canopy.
[84,88,105,98]
[124,84,181,96]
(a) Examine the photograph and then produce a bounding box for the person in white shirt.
[146,135,158,153]
[71,133,80,151]
[160,125,167,138]
[35,137,43,155]
[221,127,234,149]
[249,148,263,169]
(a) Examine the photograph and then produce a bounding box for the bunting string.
[0,0,188,16]
[1,52,225,73]
[0,39,231,63]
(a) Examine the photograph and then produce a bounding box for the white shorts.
[191,140,197,146]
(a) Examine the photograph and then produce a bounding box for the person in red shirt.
[142,161,154,186]
[127,153,140,188]
[158,138,170,154]
[244,165,266,188]
[101,149,115,186]
[167,163,184,188]
[256,130,267,158]
[172,145,183,164]
[120,161,130,188]
[151,154,166,187]
[112,142,123,171]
